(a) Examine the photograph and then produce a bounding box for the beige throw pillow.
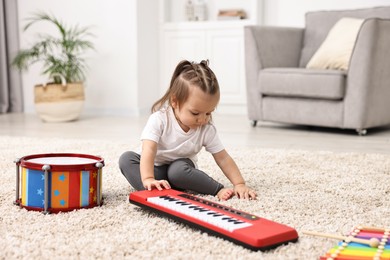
[306,17,364,70]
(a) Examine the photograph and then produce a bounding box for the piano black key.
[178,193,260,221]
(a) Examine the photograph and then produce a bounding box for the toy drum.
[14,153,104,213]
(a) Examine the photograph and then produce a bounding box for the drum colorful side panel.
[21,167,47,208]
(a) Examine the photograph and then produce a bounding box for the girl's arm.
[140,139,170,190]
[212,149,257,199]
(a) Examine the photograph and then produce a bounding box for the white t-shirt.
[139,107,224,166]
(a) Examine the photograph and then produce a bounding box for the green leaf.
[12,11,95,84]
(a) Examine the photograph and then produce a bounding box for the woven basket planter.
[34,82,85,122]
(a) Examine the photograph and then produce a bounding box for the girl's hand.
[143,178,171,191]
[234,184,257,200]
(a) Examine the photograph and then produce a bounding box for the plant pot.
[34,82,85,122]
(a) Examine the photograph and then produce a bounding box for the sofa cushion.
[259,68,346,100]
[299,6,390,67]
[306,17,364,70]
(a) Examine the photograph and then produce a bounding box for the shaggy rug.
[0,135,389,259]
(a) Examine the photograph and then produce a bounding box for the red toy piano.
[129,189,298,251]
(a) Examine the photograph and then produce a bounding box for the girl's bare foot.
[217,188,234,201]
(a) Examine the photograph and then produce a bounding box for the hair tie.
[200,60,209,67]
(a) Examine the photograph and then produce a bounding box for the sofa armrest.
[344,18,390,129]
[244,26,304,121]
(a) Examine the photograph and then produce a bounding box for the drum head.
[27,156,98,165]
[20,153,104,171]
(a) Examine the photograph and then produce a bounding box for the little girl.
[119,60,256,200]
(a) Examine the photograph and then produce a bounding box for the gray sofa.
[244,6,390,135]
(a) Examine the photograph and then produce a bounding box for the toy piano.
[129,189,298,251]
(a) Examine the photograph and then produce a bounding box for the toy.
[14,153,104,213]
[304,226,390,259]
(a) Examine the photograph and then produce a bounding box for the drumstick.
[357,226,390,232]
[302,230,380,248]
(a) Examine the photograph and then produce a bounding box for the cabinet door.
[206,29,246,108]
[161,30,205,93]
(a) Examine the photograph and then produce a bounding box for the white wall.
[16,0,159,116]
[136,1,160,115]
[16,0,390,116]
[263,0,390,27]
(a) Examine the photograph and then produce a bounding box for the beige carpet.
[0,135,389,259]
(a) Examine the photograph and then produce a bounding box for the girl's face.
[172,85,219,132]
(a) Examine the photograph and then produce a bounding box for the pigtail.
[151,60,192,112]
[169,60,192,90]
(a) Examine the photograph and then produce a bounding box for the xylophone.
[129,189,298,251]
[306,226,390,260]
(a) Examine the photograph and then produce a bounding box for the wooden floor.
[1,112,390,154]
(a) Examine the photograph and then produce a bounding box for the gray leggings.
[118,151,224,196]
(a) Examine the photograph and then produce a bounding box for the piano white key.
[147,196,252,232]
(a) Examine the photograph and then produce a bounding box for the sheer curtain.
[0,0,23,113]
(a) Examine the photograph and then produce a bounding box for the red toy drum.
[14,153,104,213]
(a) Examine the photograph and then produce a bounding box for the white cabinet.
[206,28,245,106]
[159,0,262,115]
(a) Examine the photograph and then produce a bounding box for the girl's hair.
[151,60,220,112]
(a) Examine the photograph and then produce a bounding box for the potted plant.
[12,12,95,122]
